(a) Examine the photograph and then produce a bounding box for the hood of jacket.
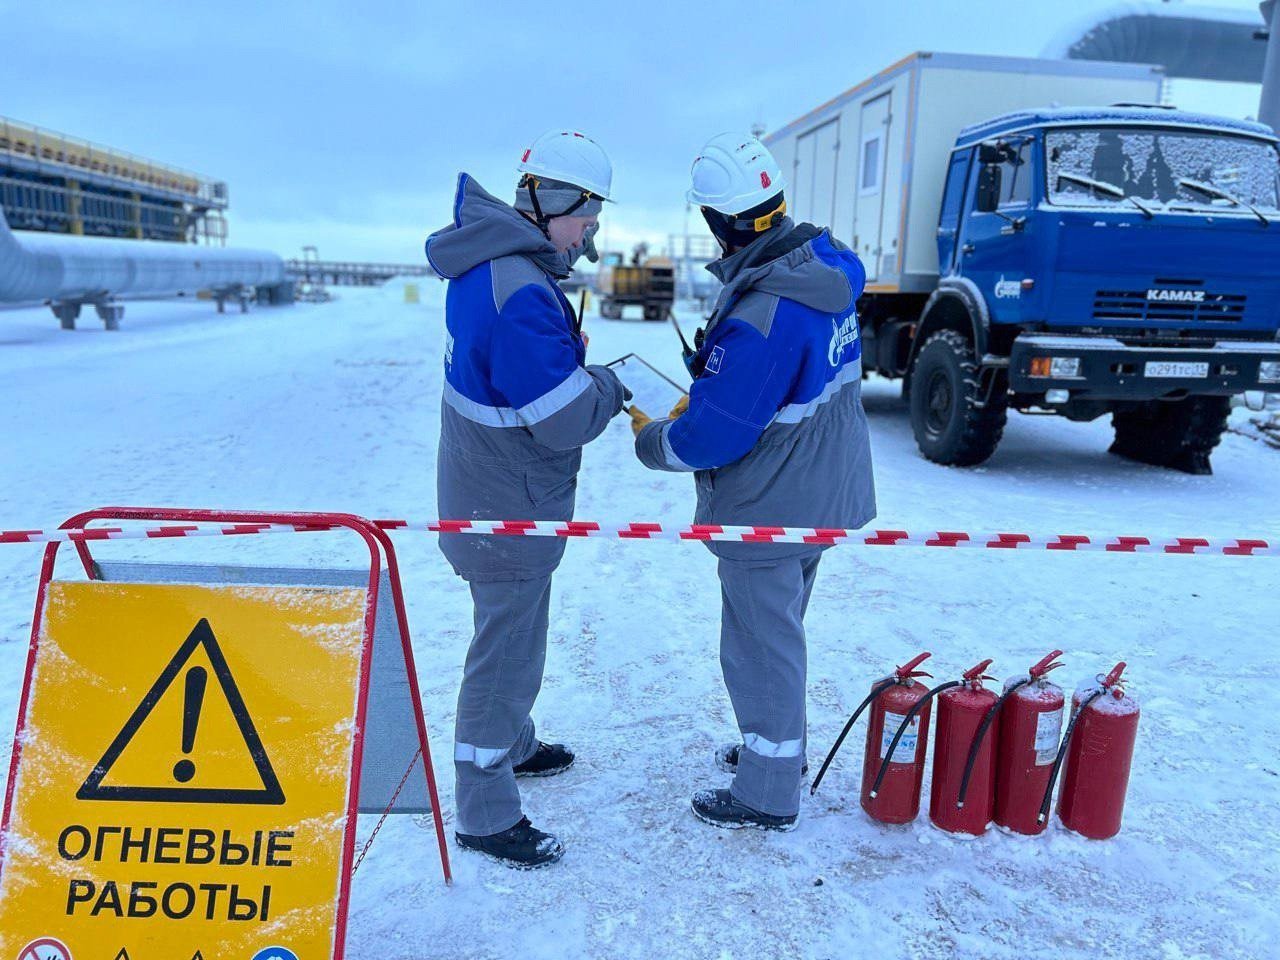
[705,219,854,322]
[425,173,569,280]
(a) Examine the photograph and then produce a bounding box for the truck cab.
[912,106,1280,472]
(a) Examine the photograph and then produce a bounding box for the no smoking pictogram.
[18,938,72,960]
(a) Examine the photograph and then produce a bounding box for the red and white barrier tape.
[0,520,1275,556]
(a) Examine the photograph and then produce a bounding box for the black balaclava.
[700,190,787,253]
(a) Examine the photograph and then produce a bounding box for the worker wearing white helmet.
[633,132,877,831]
[425,130,628,868]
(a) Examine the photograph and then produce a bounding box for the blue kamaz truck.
[768,52,1280,472]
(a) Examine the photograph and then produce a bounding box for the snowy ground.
[1,286,1278,960]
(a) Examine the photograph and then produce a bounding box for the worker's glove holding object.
[628,405,653,437]
[668,394,689,420]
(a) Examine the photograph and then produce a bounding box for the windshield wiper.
[1057,171,1124,198]
[1122,195,1155,219]
[1178,177,1271,227]
[1056,172,1154,218]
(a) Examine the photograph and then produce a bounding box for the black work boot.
[715,743,808,776]
[691,788,797,832]
[513,741,575,778]
[455,817,564,869]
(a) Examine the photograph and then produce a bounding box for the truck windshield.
[1045,127,1280,214]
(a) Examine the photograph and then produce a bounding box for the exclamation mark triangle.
[78,618,285,805]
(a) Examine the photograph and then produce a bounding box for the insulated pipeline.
[0,206,284,304]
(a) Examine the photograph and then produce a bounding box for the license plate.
[1144,361,1208,379]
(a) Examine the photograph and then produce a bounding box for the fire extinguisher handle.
[895,651,932,679]
[810,677,897,795]
[955,677,1029,808]
[868,680,961,800]
[1029,649,1065,678]
[1037,688,1105,825]
[1102,661,1127,690]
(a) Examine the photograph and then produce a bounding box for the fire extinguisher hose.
[954,679,1029,809]
[868,680,963,799]
[810,678,897,796]
[1036,688,1105,825]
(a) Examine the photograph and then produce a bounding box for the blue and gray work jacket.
[426,174,627,581]
[636,220,876,561]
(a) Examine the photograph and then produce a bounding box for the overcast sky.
[0,0,1268,261]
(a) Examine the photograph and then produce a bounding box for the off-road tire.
[1109,396,1230,475]
[909,329,1007,466]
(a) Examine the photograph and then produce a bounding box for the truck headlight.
[1030,356,1081,378]
[1259,360,1280,384]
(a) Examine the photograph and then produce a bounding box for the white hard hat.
[517,129,613,201]
[687,133,786,214]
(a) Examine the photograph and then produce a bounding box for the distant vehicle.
[767,52,1280,473]
[595,244,675,321]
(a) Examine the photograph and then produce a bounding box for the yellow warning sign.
[0,580,369,960]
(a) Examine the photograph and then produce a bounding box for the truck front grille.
[1092,289,1246,324]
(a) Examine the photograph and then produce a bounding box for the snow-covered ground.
[1,286,1278,960]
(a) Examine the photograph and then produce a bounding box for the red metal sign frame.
[0,506,451,960]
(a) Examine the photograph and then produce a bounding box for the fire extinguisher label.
[880,711,919,760]
[1035,708,1064,765]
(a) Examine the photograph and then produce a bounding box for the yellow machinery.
[595,243,675,321]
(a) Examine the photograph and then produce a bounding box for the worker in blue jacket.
[634,133,876,830]
[425,130,627,868]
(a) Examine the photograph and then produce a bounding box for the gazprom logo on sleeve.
[828,314,860,366]
[706,345,725,374]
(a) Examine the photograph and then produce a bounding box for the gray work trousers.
[719,550,822,817]
[454,576,550,836]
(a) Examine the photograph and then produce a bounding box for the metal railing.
[285,259,436,287]
[0,115,228,209]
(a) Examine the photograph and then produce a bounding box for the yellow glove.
[627,405,653,437]
[668,394,690,420]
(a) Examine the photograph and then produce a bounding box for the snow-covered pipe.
[0,205,284,304]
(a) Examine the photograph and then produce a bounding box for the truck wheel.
[909,329,1007,466]
[1109,397,1230,475]
[600,300,622,320]
[642,304,666,322]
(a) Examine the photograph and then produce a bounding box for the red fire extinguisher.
[867,659,994,826]
[809,652,932,827]
[952,650,1066,836]
[928,659,998,836]
[1041,662,1139,840]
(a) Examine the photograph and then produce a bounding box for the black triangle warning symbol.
[114,950,131,960]
[78,618,285,805]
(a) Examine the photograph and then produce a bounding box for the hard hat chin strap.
[521,174,551,238]
[726,198,787,233]
[520,174,596,239]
